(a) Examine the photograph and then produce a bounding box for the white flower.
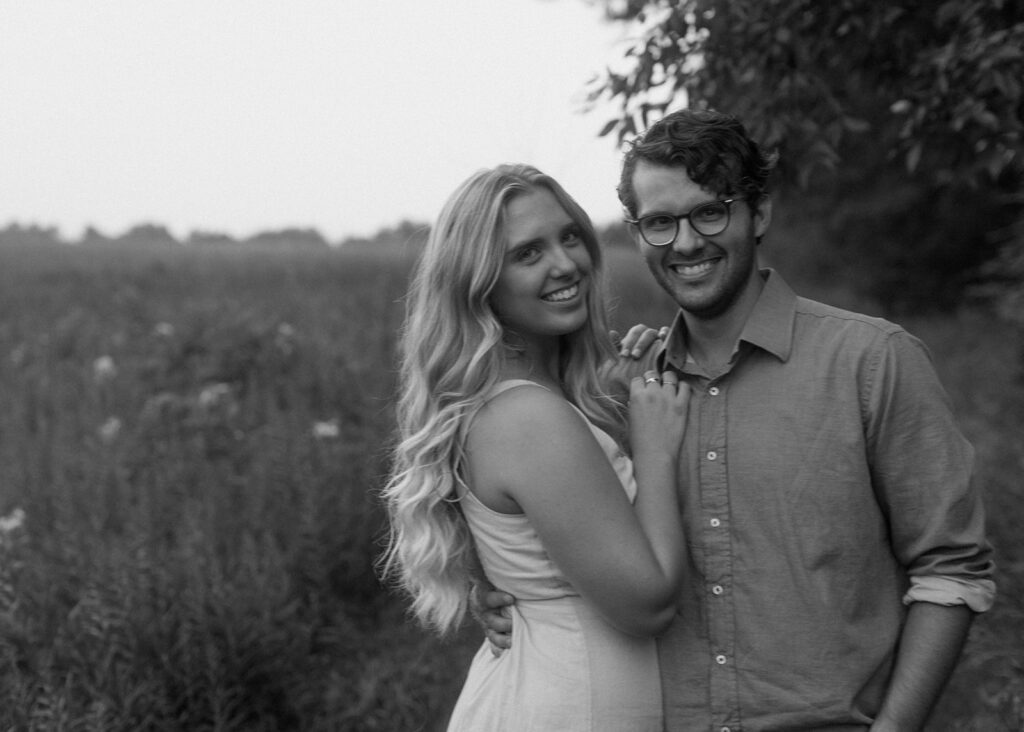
[312,419,340,439]
[197,382,234,411]
[275,322,296,357]
[0,508,25,534]
[9,343,28,367]
[93,355,117,383]
[98,416,122,443]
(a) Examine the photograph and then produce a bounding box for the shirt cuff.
[903,575,996,613]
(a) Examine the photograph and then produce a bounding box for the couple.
[381,109,995,731]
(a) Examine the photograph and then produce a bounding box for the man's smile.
[668,258,719,279]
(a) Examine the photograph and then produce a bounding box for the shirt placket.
[698,378,740,729]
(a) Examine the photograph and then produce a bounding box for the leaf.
[906,142,923,173]
[843,117,872,133]
[598,118,621,138]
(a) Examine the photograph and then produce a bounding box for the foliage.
[583,0,1024,313]
[0,242,424,729]
[587,0,1023,185]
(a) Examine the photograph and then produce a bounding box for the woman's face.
[490,187,592,345]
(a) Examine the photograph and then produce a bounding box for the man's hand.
[470,583,515,656]
[611,324,669,360]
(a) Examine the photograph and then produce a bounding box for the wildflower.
[9,343,28,367]
[154,322,175,337]
[196,383,239,423]
[197,382,234,411]
[0,508,25,535]
[98,416,122,444]
[93,355,117,383]
[275,322,296,357]
[139,392,189,428]
[312,419,340,439]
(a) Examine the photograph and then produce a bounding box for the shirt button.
[709,386,720,396]
[707,450,718,461]
[710,517,721,527]
[715,654,727,665]
[712,585,724,595]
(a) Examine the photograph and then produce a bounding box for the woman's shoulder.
[472,380,585,440]
[485,378,550,402]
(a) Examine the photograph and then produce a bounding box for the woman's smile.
[541,282,581,302]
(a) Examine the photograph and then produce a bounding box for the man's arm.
[465,543,515,655]
[871,602,974,732]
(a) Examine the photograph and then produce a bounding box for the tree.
[585,0,1024,312]
[117,223,180,248]
[0,223,62,247]
[243,228,329,251]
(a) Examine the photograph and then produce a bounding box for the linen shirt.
[609,270,995,731]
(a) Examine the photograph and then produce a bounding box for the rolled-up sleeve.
[865,330,996,610]
[904,575,996,612]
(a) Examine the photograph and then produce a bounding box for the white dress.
[446,380,663,731]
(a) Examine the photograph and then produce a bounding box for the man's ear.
[627,224,645,251]
[754,196,772,239]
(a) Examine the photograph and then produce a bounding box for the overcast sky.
[0,0,646,242]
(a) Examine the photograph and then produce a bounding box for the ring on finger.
[644,377,660,385]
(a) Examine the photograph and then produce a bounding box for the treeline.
[0,219,435,251]
[0,218,641,254]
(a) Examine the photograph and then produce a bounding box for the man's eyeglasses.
[625,199,742,246]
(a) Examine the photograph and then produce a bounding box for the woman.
[380,164,688,730]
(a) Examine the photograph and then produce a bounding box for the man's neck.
[682,273,764,371]
[684,321,741,372]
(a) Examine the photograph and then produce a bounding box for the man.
[479,108,995,730]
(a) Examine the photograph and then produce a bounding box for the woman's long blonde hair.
[379,164,622,635]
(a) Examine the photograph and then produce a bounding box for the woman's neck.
[499,340,563,391]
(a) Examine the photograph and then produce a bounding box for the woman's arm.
[465,376,688,636]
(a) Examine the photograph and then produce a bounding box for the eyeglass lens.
[641,201,730,245]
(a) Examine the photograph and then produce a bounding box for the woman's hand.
[628,370,689,461]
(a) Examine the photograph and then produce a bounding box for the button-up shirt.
[608,270,995,731]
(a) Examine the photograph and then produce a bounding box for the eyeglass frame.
[624,198,743,247]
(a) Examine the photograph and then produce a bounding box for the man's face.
[631,160,770,320]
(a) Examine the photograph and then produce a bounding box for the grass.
[0,236,1020,731]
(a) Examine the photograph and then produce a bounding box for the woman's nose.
[549,245,578,275]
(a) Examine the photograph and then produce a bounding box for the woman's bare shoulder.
[472,381,582,439]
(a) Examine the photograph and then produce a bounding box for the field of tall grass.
[0,233,1020,731]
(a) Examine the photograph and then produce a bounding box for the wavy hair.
[617,108,779,219]
[379,164,622,634]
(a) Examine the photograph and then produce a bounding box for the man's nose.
[671,223,705,256]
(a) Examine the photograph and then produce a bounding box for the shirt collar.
[659,268,796,371]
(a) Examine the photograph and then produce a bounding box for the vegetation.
[584,0,1024,313]
[0,227,1021,729]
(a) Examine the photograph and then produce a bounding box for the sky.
[0,0,645,243]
